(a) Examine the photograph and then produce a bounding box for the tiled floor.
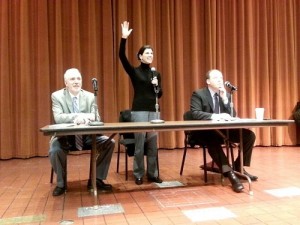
[1,146,300,224]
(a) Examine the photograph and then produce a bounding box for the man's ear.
[206,79,210,85]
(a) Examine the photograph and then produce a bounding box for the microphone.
[89,77,104,126]
[92,78,98,91]
[151,67,158,87]
[224,81,238,91]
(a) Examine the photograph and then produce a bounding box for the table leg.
[90,133,117,200]
[91,134,98,207]
[73,135,99,215]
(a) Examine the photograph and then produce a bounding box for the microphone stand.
[227,88,250,185]
[89,84,104,126]
[229,89,234,117]
[150,85,165,124]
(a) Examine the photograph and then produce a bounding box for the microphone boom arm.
[229,90,234,117]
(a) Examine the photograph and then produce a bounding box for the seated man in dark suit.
[49,68,115,196]
[190,69,257,193]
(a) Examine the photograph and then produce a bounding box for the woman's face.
[139,48,153,64]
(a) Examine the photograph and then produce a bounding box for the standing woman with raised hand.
[119,21,163,185]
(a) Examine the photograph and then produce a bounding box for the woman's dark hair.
[137,45,153,60]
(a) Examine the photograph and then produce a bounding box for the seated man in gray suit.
[49,68,115,196]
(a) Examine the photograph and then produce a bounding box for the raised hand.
[121,21,133,39]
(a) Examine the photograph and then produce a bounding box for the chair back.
[119,110,135,156]
[294,102,300,125]
[119,110,134,139]
[119,110,132,122]
[119,110,148,156]
[183,110,198,147]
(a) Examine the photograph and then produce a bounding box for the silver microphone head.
[92,78,98,91]
[224,81,238,91]
[151,67,156,71]
[224,81,230,86]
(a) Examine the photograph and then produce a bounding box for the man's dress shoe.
[226,171,244,193]
[52,186,66,196]
[148,176,163,183]
[135,177,143,185]
[235,168,258,181]
[87,179,112,191]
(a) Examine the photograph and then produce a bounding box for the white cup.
[255,108,265,120]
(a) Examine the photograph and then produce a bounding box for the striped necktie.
[72,97,83,150]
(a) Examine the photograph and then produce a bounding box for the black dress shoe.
[226,171,244,193]
[135,177,143,185]
[87,179,112,191]
[148,176,163,183]
[235,168,258,181]
[243,169,258,181]
[52,186,66,196]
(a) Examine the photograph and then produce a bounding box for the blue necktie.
[72,97,83,150]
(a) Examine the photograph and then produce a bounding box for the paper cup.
[255,108,264,120]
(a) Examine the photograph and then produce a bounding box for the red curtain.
[0,0,299,159]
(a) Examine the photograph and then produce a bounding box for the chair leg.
[157,151,159,177]
[225,130,235,169]
[117,142,121,173]
[230,143,235,170]
[125,147,128,180]
[50,167,54,183]
[89,151,92,181]
[180,143,188,175]
[202,146,208,183]
[64,158,67,190]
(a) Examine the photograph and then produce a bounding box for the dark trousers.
[192,129,256,174]
[49,135,115,188]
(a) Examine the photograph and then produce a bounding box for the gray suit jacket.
[51,88,99,124]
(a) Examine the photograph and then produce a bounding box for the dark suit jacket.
[190,87,236,120]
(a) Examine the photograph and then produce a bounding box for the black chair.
[180,110,235,183]
[293,101,300,124]
[116,110,159,180]
[293,102,300,145]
